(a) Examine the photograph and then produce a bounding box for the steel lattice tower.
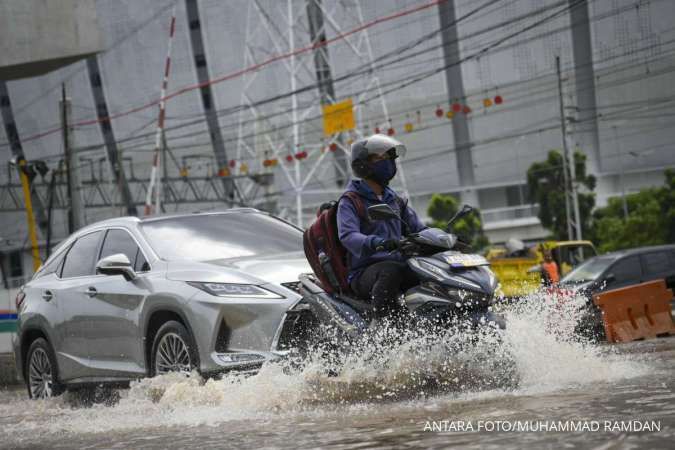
[235,0,410,227]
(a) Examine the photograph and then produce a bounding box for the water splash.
[500,289,644,392]
[3,289,646,437]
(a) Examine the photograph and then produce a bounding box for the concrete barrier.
[594,279,675,343]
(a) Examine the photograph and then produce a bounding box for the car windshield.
[141,213,303,261]
[561,256,616,284]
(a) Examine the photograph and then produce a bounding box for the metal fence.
[481,204,540,224]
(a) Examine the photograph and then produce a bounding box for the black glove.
[374,238,399,252]
[455,235,472,251]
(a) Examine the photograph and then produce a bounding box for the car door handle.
[86,287,98,298]
[42,290,53,302]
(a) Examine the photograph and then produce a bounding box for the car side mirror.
[96,253,136,281]
[367,203,399,221]
[598,273,616,291]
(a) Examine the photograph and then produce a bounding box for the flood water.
[1,294,674,449]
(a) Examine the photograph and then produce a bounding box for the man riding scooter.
[294,134,504,356]
[337,134,427,321]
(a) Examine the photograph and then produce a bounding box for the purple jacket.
[337,179,426,284]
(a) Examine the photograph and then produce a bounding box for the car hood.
[166,251,311,285]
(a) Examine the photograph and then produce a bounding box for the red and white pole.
[145,5,177,216]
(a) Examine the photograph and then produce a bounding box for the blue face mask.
[370,159,397,186]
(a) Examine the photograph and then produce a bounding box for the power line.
[108,18,675,160]
[1,0,653,151]
[141,0,670,149]
[19,42,672,178]
[5,0,587,149]
[5,0,455,146]
[0,0,506,153]
[21,38,675,170]
[6,0,675,200]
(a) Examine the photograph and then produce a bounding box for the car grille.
[276,308,314,351]
[214,319,230,353]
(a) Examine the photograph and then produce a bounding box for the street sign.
[322,98,355,136]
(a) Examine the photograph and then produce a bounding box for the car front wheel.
[26,338,64,399]
[150,321,199,376]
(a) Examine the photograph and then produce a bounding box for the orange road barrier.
[594,279,675,343]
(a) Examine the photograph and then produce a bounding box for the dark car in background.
[560,245,675,338]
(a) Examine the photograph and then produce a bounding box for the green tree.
[427,193,489,250]
[662,169,675,244]
[527,150,596,240]
[592,169,675,252]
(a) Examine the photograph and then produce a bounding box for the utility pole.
[306,0,348,187]
[568,0,600,172]
[612,126,629,221]
[567,134,583,241]
[61,84,85,233]
[438,0,478,207]
[45,161,60,259]
[556,57,582,241]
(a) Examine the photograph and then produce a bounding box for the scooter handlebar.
[374,239,401,252]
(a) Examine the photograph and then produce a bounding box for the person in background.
[541,249,560,287]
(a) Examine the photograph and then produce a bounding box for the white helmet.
[350,134,407,179]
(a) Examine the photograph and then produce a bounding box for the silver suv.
[13,209,309,398]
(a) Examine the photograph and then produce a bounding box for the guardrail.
[481,204,540,224]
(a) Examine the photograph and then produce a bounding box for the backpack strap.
[395,195,410,236]
[395,195,408,217]
[340,191,367,221]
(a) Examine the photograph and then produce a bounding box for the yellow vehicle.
[487,240,597,298]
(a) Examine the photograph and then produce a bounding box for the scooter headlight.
[482,266,498,289]
[446,275,482,290]
[411,259,450,281]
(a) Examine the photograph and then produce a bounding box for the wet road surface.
[1,299,673,449]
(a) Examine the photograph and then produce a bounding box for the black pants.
[351,261,419,318]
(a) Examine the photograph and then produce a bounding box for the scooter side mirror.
[446,204,474,230]
[367,203,400,221]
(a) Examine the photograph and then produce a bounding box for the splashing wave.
[3,290,646,436]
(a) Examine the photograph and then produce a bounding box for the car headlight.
[188,282,283,299]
